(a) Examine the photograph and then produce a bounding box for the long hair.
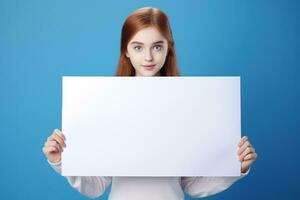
[115,7,180,76]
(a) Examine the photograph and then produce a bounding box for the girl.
[42,7,257,200]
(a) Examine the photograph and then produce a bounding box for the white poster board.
[61,76,241,176]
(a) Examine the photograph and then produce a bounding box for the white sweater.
[48,160,249,200]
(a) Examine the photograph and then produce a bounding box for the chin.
[137,69,160,77]
[142,72,159,76]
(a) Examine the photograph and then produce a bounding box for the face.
[126,27,168,76]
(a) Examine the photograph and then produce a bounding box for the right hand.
[42,129,66,163]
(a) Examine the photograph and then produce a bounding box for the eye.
[133,46,143,52]
[153,45,163,51]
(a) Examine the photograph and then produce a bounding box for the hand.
[42,129,66,163]
[237,136,257,173]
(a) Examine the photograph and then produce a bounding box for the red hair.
[115,7,180,76]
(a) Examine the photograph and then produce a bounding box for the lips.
[142,64,156,67]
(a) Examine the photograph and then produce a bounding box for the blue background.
[0,0,299,199]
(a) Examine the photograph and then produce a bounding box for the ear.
[125,52,130,58]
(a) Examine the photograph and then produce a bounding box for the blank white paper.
[61,76,241,176]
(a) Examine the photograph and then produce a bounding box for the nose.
[144,48,153,62]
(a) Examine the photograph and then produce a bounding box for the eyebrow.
[130,40,165,45]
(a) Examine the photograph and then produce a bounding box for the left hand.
[238,136,257,173]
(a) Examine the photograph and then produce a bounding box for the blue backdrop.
[0,0,299,199]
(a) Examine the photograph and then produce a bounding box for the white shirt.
[48,160,249,199]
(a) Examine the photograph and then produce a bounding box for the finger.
[239,147,252,160]
[241,159,253,172]
[46,145,60,153]
[243,152,257,161]
[45,141,63,152]
[239,147,254,161]
[47,134,64,149]
[45,140,62,152]
[54,129,66,141]
[52,134,66,148]
[238,136,248,147]
[238,140,252,155]
[47,131,57,142]
[48,129,65,141]
[43,146,59,154]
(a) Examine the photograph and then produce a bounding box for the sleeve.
[181,168,250,198]
[48,159,112,199]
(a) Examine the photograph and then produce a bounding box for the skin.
[125,26,168,76]
[43,26,258,174]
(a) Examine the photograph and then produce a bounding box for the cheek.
[128,52,143,66]
[154,51,168,66]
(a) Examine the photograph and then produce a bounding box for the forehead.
[129,27,167,45]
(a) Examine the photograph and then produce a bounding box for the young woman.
[42,7,257,200]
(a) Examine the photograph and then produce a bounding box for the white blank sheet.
[61,76,241,176]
